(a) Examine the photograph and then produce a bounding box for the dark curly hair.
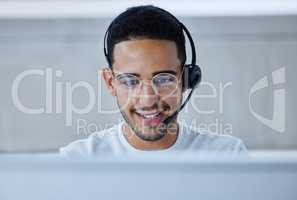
[105,5,186,68]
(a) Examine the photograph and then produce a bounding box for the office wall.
[0,16,296,152]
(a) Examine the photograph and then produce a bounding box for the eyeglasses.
[112,71,182,96]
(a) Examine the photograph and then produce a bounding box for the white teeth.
[143,113,159,119]
[136,112,160,119]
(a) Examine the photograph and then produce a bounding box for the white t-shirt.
[60,121,247,157]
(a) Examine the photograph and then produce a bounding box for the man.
[60,5,247,157]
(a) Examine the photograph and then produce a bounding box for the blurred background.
[0,0,296,153]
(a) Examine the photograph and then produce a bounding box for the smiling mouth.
[134,110,164,126]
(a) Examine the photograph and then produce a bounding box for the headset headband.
[103,8,197,67]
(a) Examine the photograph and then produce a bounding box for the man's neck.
[122,123,179,150]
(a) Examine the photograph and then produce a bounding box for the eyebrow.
[116,70,177,78]
[152,70,177,76]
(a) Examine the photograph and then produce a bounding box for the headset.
[103,7,202,126]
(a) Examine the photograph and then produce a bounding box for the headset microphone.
[161,21,202,126]
[162,87,195,125]
[162,65,201,125]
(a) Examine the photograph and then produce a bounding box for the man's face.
[103,39,183,141]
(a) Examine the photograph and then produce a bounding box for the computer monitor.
[0,153,296,200]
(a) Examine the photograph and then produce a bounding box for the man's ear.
[101,68,116,96]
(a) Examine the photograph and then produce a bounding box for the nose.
[136,80,159,107]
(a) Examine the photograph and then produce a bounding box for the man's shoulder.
[182,124,247,153]
[59,123,120,157]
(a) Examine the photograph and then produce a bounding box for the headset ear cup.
[183,64,201,89]
[190,64,201,89]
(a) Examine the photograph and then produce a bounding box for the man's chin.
[131,123,165,140]
[135,130,165,141]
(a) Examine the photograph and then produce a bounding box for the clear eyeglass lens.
[153,73,178,94]
[116,74,140,89]
[115,73,178,95]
